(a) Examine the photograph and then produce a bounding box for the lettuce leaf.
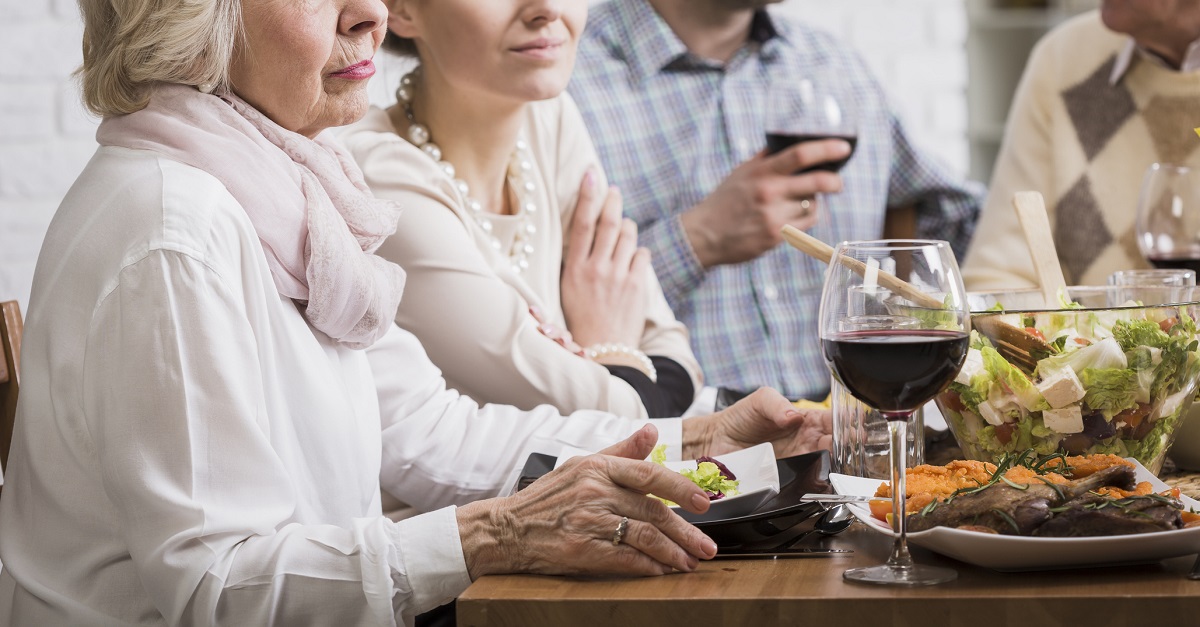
[1079,368,1139,416]
[649,445,739,502]
[981,346,1048,411]
[1036,337,1127,377]
[680,462,740,499]
[650,443,667,465]
[1112,319,1171,352]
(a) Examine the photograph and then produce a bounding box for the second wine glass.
[764,79,858,173]
[1136,163,1200,272]
[818,239,968,586]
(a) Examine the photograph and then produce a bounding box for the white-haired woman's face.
[389,0,586,104]
[231,0,388,137]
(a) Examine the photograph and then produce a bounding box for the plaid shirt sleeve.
[638,213,707,307]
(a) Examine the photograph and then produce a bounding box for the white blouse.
[0,146,681,626]
[341,95,702,421]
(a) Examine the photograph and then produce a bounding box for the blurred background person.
[963,0,1200,289]
[569,0,984,404]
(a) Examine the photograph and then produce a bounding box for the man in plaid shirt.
[569,0,984,401]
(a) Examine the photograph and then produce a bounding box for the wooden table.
[458,524,1200,627]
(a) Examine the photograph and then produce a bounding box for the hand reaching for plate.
[455,425,719,580]
[683,388,834,460]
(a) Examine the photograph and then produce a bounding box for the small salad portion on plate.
[555,442,780,523]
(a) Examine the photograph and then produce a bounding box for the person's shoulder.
[338,105,418,165]
[337,106,446,192]
[72,146,247,247]
[579,0,622,44]
[574,0,626,68]
[1021,11,1125,86]
[40,146,261,295]
[765,10,877,83]
[1045,10,1120,45]
[767,10,853,59]
[1032,11,1125,64]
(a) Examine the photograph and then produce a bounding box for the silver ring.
[799,199,812,217]
[612,516,629,546]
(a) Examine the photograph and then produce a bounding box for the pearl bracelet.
[585,343,658,383]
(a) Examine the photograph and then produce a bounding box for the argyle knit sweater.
[963,11,1200,289]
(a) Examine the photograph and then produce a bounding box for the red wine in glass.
[1147,254,1200,274]
[765,133,858,173]
[822,329,969,414]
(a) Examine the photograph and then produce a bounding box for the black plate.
[514,450,835,549]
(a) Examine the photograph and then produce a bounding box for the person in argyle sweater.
[964,3,1200,289]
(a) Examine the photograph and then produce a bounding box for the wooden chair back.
[0,300,23,478]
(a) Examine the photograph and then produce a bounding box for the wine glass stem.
[884,412,914,570]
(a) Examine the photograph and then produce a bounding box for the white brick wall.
[0,0,968,311]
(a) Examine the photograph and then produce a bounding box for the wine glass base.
[843,564,957,586]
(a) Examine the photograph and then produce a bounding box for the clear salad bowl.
[937,286,1200,475]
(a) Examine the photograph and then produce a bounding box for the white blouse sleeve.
[82,250,467,626]
[367,324,684,510]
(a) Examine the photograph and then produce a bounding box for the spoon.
[971,192,1066,374]
[779,222,1051,374]
[780,226,944,309]
[1013,191,1069,309]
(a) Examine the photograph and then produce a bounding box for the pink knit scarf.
[97,84,405,348]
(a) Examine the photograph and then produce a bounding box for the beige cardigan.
[341,94,702,420]
[963,11,1200,289]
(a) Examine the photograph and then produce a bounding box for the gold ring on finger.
[612,516,629,546]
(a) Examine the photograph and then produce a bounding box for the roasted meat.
[906,464,1137,535]
[1033,492,1184,537]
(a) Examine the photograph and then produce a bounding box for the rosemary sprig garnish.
[991,508,1021,534]
[915,449,1069,517]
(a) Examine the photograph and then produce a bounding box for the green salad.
[939,303,1200,473]
[650,444,740,505]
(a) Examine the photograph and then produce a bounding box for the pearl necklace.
[395,71,537,274]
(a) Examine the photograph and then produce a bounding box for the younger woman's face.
[388,0,587,103]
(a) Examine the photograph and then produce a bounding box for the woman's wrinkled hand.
[560,168,650,349]
[683,388,834,460]
[455,425,719,580]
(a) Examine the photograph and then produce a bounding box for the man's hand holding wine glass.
[680,140,849,268]
[678,78,857,270]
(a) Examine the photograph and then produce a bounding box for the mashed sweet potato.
[872,455,1139,514]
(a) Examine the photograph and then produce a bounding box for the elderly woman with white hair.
[0,0,832,625]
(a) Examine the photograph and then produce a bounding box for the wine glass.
[818,239,969,586]
[1136,163,1200,272]
[764,78,858,173]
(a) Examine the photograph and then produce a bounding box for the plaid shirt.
[569,0,984,399]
